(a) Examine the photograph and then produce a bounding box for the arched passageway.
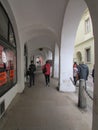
[0,0,98,130]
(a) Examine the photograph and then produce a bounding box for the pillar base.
[59,79,76,92]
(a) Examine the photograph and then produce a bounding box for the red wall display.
[0,44,16,96]
[0,72,7,86]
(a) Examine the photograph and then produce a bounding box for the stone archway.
[60,0,87,92]
[60,0,98,129]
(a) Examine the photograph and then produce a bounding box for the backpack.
[26,70,30,76]
[29,64,36,74]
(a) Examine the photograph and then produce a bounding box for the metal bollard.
[78,79,87,108]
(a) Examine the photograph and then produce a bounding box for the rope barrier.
[83,86,93,100]
[70,77,93,100]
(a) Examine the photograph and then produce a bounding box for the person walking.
[29,60,36,87]
[42,60,50,87]
[73,62,78,68]
[73,65,78,85]
[78,61,89,89]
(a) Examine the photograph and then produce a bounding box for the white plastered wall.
[47,50,52,60]
[60,0,87,92]
[17,36,25,93]
[54,44,59,78]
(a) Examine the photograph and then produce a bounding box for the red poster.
[0,72,7,86]
[10,70,14,80]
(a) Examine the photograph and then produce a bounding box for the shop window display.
[0,3,17,97]
[0,45,16,96]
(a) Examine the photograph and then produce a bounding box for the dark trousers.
[73,76,77,85]
[29,73,35,86]
[45,74,50,85]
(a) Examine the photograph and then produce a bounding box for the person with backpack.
[42,60,50,87]
[29,60,36,87]
[78,61,89,89]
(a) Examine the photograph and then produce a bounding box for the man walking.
[29,60,36,87]
[78,61,89,89]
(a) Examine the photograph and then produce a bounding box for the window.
[85,18,91,33]
[0,5,8,39]
[86,48,91,62]
[9,24,16,47]
[0,3,17,97]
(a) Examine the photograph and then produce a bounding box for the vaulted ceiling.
[7,0,68,49]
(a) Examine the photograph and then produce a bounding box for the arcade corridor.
[0,70,92,130]
[1,0,98,129]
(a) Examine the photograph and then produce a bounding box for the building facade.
[74,9,94,72]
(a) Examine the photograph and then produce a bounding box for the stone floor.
[0,72,92,130]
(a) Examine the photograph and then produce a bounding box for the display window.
[0,44,17,96]
[9,24,16,47]
[0,5,8,40]
[0,2,17,97]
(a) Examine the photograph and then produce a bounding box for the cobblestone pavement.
[0,72,92,130]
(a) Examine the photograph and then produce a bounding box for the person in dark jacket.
[29,60,36,87]
[78,61,89,89]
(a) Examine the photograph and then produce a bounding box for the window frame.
[85,47,91,63]
[85,17,91,34]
